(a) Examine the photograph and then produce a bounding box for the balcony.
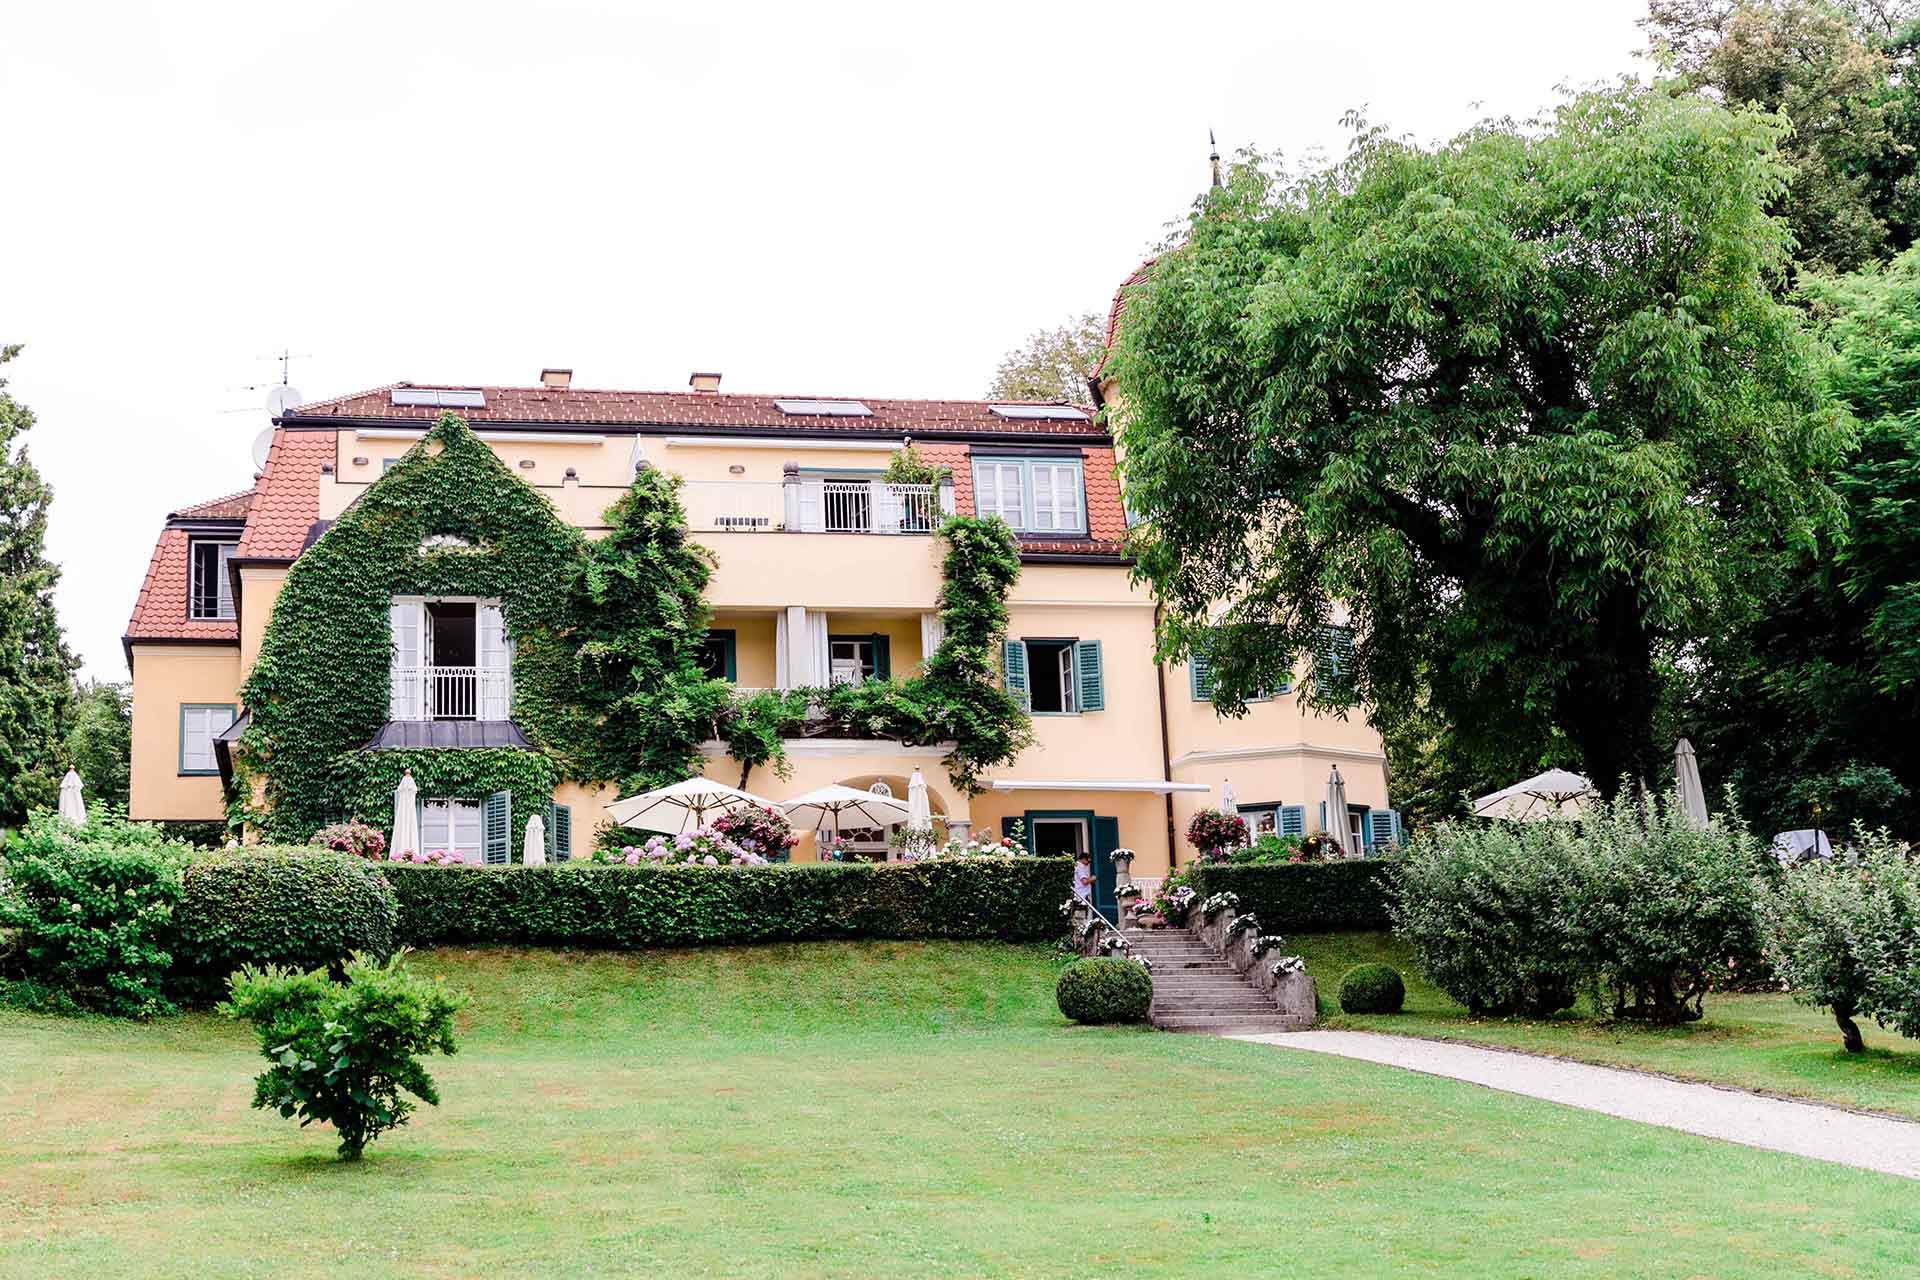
[680,478,949,534]
[391,664,511,721]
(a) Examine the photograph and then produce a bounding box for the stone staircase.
[1126,926,1315,1033]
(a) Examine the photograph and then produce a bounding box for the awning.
[985,779,1211,795]
[362,720,534,750]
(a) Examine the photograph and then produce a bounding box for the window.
[421,799,484,862]
[1315,625,1355,693]
[179,703,235,775]
[972,457,1086,534]
[1190,635,1291,703]
[1002,638,1104,714]
[1240,805,1280,837]
[188,539,237,620]
[828,634,890,685]
[700,629,737,681]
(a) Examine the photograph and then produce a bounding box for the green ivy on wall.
[237,413,589,840]
[338,748,559,846]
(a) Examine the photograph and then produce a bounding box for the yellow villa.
[125,358,1396,887]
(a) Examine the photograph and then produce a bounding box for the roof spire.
[1208,128,1222,190]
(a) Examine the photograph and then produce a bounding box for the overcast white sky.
[3,0,1648,679]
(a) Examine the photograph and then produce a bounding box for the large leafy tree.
[0,345,77,825]
[1107,85,1849,799]
[65,679,131,810]
[1688,246,1920,833]
[987,312,1105,406]
[1644,0,1920,273]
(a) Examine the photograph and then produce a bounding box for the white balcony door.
[477,603,510,719]
[389,598,426,721]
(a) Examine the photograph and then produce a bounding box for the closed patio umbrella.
[1219,779,1238,819]
[523,812,547,866]
[391,770,420,857]
[1473,769,1594,821]
[906,769,933,833]
[1324,766,1356,857]
[779,784,911,853]
[1675,738,1710,829]
[57,768,86,827]
[607,776,772,833]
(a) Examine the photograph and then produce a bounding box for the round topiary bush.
[175,848,399,991]
[1339,962,1406,1014]
[1056,956,1153,1025]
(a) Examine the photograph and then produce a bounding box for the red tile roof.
[1081,447,1127,542]
[1092,258,1158,384]
[236,428,333,562]
[171,490,254,520]
[284,383,1102,438]
[124,527,239,645]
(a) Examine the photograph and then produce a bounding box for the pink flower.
[702,854,718,866]
[388,850,404,861]
[624,850,640,865]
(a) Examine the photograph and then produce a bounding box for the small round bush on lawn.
[1056,956,1152,1024]
[1339,963,1406,1014]
[176,848,398,990]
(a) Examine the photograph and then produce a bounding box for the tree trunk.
[1836,1007,1866,1054]
[1558,591,1662,801]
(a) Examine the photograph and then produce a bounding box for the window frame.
[701,628,738,682]
[420,797,484,862]
[178,702,236,776]
[971,456,1087,535]
[827,633,891,684]
[1021,637,1079,715]
[187,537,238,621]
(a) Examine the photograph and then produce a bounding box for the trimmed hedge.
[1056,957,1153,1025]
[1339,963,1406,1014]
[175,848,399,989]
[1186,860,1400,932]
[383,857,1071,947]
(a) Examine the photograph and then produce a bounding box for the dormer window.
[188,539,237,620]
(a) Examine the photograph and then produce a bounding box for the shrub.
[311,819,387,860]
[222,950,468,1160]
[1187,808,1248,860]
[1762,830,1920,1051]
[593,824,767,866]
[1186,860,1400,931]
[175,848,398,993]
[0,811,190,1017]
[1569,796,1763,1024]
[708,805,797,863]
[383,857,1071,947]
[1055,956,1152,1025]
[1339,963,1406,1014]
[1391,820,1586,1017]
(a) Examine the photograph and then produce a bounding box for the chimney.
[689,371,722,393]
[541,368,573,389]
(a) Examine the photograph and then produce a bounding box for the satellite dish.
[266,384,303,418]
[250,427,274,472]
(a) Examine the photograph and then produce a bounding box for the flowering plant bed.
[595,825,768,867]
[386,848,473,866]
[708,806,798,863]
[1187,808,1249,860]
[1199,891,1240,921]
[313,820,387,860]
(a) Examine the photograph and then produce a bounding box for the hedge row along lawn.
[1296,931,1920,1121]
[2,943,1914,1277]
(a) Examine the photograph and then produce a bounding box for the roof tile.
[124,527,240,644]
[236,429,332,561]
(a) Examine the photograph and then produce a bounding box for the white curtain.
[920,612,945,670]
[389,598,425,720]
[477,602,510,719]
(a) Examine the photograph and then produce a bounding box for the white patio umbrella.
[779,784,911,851]
[1473,769,1594,821]
[523,812,547,866]
[1324,766,1356,857]
[391,770,420,857]
[905,769,933,833]
[1675,738,1710,829]
[607,776,772,833]
[57,768,87,827]
[1219,779,1238,819]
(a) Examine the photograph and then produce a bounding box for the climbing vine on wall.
[237,413,589,840]
[339,749,559,841]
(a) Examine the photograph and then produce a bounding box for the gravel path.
[1232,1029,1920,1180]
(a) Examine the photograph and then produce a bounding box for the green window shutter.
[1075,639,1104,712]
[543,801,556,860]
[1315,625,1355,693]
[1002,639,1030,710]
[483,790,512,865]
[1367,808,1399,850]
[873,634,891,680]
[550,803,572,861]
[1279,805,1306,837]
[1190,654,1215,702]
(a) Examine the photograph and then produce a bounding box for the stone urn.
[1109,847,1136,891]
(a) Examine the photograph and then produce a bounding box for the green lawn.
[1297,930,1920,1120]
[4,942,1918,1278]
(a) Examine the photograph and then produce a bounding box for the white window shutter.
[797,478,825,532]
[919,611,945,668]
[215,543,236,618]
[477,602,510,719]
[775,609,792,689]
[389,599,425,720]
[808,611,829,688]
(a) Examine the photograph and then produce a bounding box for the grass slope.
[1298,931,1920,1120]
[2,942,1916,1278]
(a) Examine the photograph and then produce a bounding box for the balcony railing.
[391,665,510,721]
[678,479,946,534]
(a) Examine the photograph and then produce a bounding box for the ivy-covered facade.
[124,368,1397,882]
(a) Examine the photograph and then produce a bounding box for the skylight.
[392,388,487,408]
[988,403,1088,421]
[773,399,872,417]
